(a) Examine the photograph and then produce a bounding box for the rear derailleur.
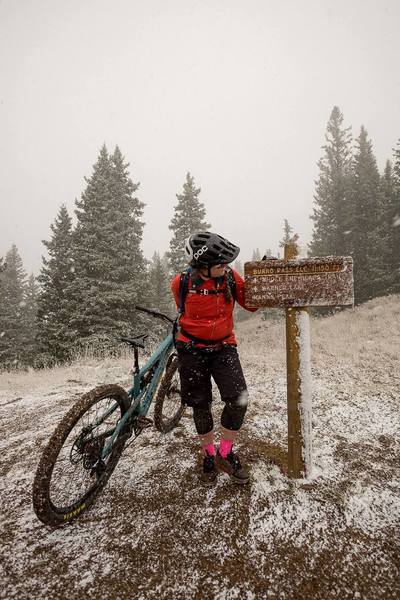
[119,415,153,449]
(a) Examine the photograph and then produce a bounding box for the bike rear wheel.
[32,384,130,526]
[154,353,185,433]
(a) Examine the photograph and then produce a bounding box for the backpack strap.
[178,267,192,315]
[178,266,237,315]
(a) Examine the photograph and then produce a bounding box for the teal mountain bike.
[32,306,184,526]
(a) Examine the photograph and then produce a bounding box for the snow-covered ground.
[1,296,399,599]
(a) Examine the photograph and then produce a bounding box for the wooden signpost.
[244,240,354,478]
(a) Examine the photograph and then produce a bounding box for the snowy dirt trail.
[0,297,399,600]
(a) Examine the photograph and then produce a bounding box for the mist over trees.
[167,172,210,275]
[389,141,400,295]
[280,219,294,250]
[350,126,382,303]
[1,114,399,369]
[66,145,147,355]
[36,204,74,365]
[148,251,174,316]
[0,245,36,369]
[310,106,353,258]
[310,106,400,304]
[0,150,214,368]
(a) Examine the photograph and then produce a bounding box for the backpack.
[178,266,237,315]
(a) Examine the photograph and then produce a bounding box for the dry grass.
[237,294,400,390]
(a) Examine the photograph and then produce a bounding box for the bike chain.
[121,416,153,453]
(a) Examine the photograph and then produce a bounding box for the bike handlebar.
[135,305,175,324]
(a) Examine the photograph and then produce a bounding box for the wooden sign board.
[244,256,354,308]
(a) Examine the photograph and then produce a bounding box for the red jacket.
[171,268,257,346]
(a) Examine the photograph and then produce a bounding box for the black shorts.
[176,343,247,408]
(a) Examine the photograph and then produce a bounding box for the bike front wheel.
[32,384,130,526]
[154,353,185,433]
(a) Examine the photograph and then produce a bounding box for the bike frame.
[100,329,175,459]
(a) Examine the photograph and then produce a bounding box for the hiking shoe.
[215,450,250,484]
[199,454,218,486]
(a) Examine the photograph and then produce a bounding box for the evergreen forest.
[1,107,399,369]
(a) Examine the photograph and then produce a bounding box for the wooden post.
[244,244,353,478]
[284,241,312,478]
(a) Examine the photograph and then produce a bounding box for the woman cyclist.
[170,232,257,485]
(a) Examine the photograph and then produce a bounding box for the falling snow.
[0,295,399,599]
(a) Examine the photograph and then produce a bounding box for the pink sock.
[219,438,233,458]
[202,443,215,457]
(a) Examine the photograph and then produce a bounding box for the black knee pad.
[193,404,214,435]
[221,391,249,431]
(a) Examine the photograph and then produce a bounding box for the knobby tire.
[154,353,184,433]
[32,384,130,527]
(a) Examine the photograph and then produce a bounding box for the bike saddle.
[120,334,148,349]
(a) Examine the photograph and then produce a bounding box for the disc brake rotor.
[70,431,105,470]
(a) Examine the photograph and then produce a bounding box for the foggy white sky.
[1,0,399,274]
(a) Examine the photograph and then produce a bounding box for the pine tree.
[349,127,382,303]
[21,274,40,365]
[36,204,75,364]
[373,161,395,296]
[393,140,400,183]
[252,248,261,261]
[160,252,170,275]
[233,259,243,276]
[279,219,293,248]
[168,172,210,275]
[148,251,173,315]
[0,245,27,369]
[310,106,353,256]
[389,141,400,294]
[67,145,147,353]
